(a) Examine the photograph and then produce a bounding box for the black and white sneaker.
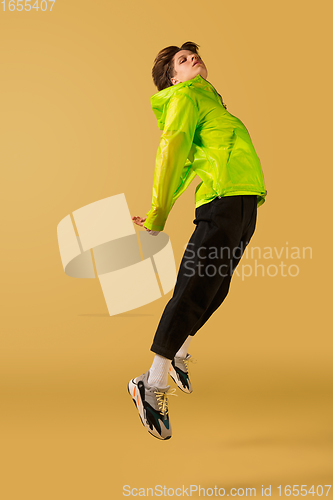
[128,371,177,440]
[169,353,195,394]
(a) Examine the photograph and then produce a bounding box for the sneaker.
[169,353,195,394]
[128,371,177,440]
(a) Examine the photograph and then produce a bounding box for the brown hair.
[152,41,227,109]
[152,41,200,92]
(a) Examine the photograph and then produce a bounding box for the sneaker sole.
[127,380,171,441]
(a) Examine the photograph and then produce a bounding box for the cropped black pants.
[150,194,258,360]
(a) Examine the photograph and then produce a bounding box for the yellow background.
[1,0,332,498]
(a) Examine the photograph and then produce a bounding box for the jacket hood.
[151,74,223,130]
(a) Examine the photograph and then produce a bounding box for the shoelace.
[154,388,177,416]
[183,356,197,372]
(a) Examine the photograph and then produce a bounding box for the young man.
[128,41,267,440]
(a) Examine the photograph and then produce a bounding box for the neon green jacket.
[144,74,267,232]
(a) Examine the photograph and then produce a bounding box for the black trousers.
[150,195,258,360]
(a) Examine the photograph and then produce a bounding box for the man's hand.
[132,216,146,227]
[132,216,160,236]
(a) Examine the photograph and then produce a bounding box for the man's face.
[170,50,208,85]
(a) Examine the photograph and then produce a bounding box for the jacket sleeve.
[169,159,197,210]
[144,92,199,231]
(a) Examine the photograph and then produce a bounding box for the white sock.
[147,354,171,388]
[175,335,193,358]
